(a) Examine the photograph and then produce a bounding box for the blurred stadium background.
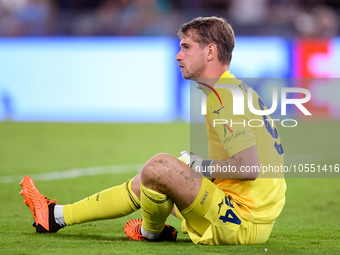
[0,0,340,122]
[0,1,340,254]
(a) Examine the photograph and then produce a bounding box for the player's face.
[175,35,206,80]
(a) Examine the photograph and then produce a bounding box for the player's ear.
[206,43,217,61]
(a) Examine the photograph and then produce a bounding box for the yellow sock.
[63,179,140,226]
[140,183,173,234]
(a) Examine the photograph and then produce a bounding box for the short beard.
[184,53,205,80]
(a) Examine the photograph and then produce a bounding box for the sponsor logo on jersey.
[200,190,209,204]
[223,124,233,137]
[223,130,246,144]
[213,105,225,114]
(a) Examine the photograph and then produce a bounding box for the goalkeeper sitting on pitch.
[20,16,286,245]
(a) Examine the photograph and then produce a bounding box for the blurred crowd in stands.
[0,0,339,37]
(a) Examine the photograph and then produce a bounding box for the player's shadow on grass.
[26,232,193,243]
[23,232,125,241]
[23,232,193,244]
[57,233,129,242]
[59,233,193,243]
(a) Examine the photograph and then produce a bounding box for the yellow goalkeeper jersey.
[205,70,286,224]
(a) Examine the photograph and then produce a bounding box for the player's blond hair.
[178,16,235,65]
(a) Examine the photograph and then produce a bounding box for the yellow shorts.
[175,178,274,245]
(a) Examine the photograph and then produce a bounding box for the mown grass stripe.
[0,164,143,183]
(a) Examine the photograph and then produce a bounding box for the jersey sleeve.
[206,88,256,157]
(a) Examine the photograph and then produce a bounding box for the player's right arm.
[210,145,259,180]
[179,146,260,180]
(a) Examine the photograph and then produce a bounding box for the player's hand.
[178,151,215,178]
[177,150,191,165]
[178,151,204,169]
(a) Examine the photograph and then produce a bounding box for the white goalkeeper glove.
[178,151,215,178]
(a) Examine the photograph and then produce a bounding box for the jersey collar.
[219,70,235,79]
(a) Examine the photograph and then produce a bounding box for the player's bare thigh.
[131,153,202,210]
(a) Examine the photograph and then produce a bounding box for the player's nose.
[175,50,182,61]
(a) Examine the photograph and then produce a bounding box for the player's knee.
[141,153,173,185]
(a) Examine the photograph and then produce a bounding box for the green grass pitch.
[0,121,339,254]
